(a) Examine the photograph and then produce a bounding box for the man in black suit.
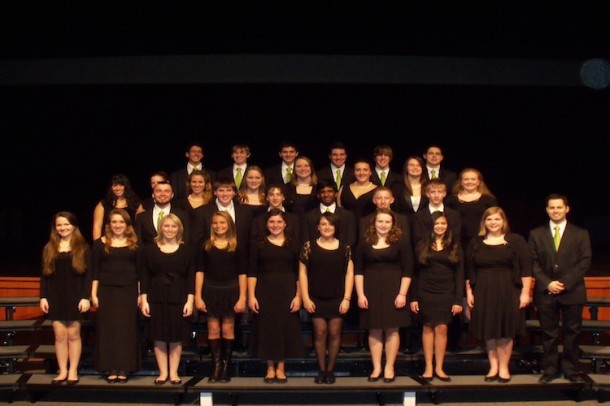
[301,179,356,247]
[169,141,216,199]
[135,180,191,246]
[263,141,299,189]
[216,144,250,190]
[370,144,401,189]
[412,178,461,246]
[528,194,592,383]
[422,145,457,194]
[190,177,252,252]
[317,141,355,191]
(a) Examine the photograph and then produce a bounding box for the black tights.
[312,317,343,372]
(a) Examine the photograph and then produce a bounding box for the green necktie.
[157,210,165,230]
[235,167,243,189]
[335,169,342,187]
[285,166,292,183]
[380,171,386,186]
[431,169,437,179]
[553,225,561,250]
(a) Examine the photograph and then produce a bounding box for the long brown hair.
[103,208,138,253]
[364,208,403,245]
[41,211,89,276]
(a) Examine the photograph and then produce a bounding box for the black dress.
[299,240,352,319]
[467,234,533,340]
[285,184,319,216]
[248,239,305,361]
[445,194,498,252]
[411,249,464,326]
[339,184,377,222]
[140,243,196,343]
[40,249,92,321]
[354,234,413,329]
[196,245,247,319]
[92,240,141,372]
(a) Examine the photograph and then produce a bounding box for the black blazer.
[528,223,591,305]
[250,210,301,244]
[135,206,191,246]
[170,166,217,199]
[371,169,401,189]
[190,202,253,252]
[424,167,458,194]
[217,165,249,188]
[391,183,430,217]
[412,206,461,245]
[301,207,357,247]
[317,165,355,190]
[264,164,290,189]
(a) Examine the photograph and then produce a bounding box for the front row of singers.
[40,193,591,386]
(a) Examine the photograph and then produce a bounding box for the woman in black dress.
[355,208,413,383]
[410,212,463,382]
[248,208,305,383]
[338,159,378,229]
[284,156,319,216]
[466,206,532,383]
[91,208,141,383]
[140,213,195,385]
[40,211,92,385]
[299,212,354,384]
[195,211,247,382]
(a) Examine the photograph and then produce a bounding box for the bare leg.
[265,361,276,380]
[168,342,183,381]
[52,321,68,380]
[276,361,286,380]
[421,324,434,377]
[497,338,513,380]
[383,328,400,379]
[485,339,499,377]
[154,341,168,381]
[221,317,235,340]
[312,317,329,371]
[66,321,82,380]
[368,329,383,378]
[434,324,449,378]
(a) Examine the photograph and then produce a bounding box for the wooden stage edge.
[2,372,609,405]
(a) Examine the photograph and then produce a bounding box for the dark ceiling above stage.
[1,3,609,61]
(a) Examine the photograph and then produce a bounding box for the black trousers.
[538,301,583,377]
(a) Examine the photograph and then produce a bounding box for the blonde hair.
[238,165,267,204]
[154,213,184,244]
[290,156,318,186]
[204,211,238,252]
[453,167,495,198]
[478,206,510,236]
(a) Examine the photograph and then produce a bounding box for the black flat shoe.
[263,376,275,384]
[117,376,128,383]
[421,375,434,382]
[539,373,561,384]
[276,377,288,384]
[154,378,167,385]
[66,379,79,385]
[170,379,182,385]
[368,375,381,382]
[498,376,511,383]
[106,376,118,383]
[51,378,67,385]
[324,371,336,384]
[484,374,498,382]
[314,372,324,384]
[435,373,451,382]
[383,376,396,383]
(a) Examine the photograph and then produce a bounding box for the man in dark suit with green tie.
[528,194,592,383]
